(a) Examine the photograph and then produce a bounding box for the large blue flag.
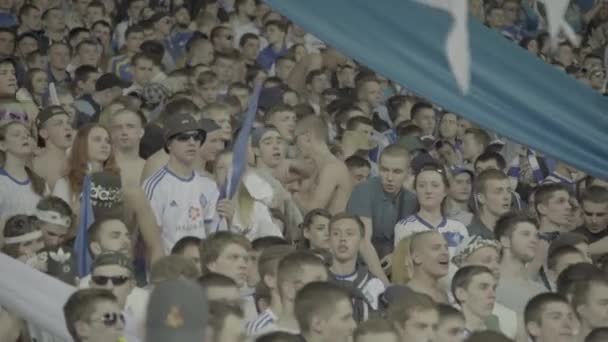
[74,175,95,277]
[264,0,608,179]
[221,83,263,199]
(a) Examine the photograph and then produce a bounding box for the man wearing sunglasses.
[143,113,220,253]
[64,288,125,342]
[88,252,140,340]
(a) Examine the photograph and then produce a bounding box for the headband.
[35,209,71,228]
[4,230,42,245]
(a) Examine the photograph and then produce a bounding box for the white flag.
[539,0,580,50]
[416,0,471,94]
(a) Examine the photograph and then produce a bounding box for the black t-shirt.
[139,122,165,159]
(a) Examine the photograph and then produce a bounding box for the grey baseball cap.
[145,279,209,342]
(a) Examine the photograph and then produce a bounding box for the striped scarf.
[506,150,545,190]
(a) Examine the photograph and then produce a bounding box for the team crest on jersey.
[189,206,201,221]
[199,193,208,208]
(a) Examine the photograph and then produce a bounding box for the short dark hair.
[294,281,351,334]
[305,69,325,85]
[410,102,434,121]
[208,301,244,335]
[387,291,437,326]
[451,265,494,305]
[525,292,570,326]
[74,64,99,86]
[345,155,371,170]
[475,151,506,171]
[474,169,509,195]
[63,289,117,342]
[36,196,73,218]
[69,27,90,42]
[437,303,464,322]
[277,251,327,287]
[556,263,602,298]
[239,32,259,47]
[586,327,608,342]
[251,236,289,251]
[328,212,365,236]
[494,211,537,241]
[199,231,251,269]
[580,186,608,205]
[465,128,491,148]
[571,273,608,317]
[465,331,512,342]
[171,236,203,255]
[197,272,237,289]
[255,332,302,342]
[264,19,288,33]
[547,245,585,271]
[548,232,588,257]
[534,183,570,216]
[125,24,144,38]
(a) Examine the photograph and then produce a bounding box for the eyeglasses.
[174,131,204,142]
[91,275,130,286]
[91,312,125,327]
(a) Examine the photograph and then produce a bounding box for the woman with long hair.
[53,123,120,211]
[394,163,469,256]
[16,68,48,110]
[0,121,47,222]
[214,149,282,241]
[298,208,331,250]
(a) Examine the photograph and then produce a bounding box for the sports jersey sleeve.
[363,277,385,310]
[143,178,164,228]
[394,216,428,246]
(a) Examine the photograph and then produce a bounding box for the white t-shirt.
[0,168,44,221]
[143,167,220,253]
[394,214,469,255]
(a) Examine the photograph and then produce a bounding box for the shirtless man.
[141,118,225,180]
[109,109,146,188]
[33,106,74,190]
[292,115,353,215]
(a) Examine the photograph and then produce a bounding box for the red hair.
[66,124,120,196]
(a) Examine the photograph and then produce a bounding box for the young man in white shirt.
[143,113,219,252]
[328,213,385,321]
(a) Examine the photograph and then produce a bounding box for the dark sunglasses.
[92,312,125,327]
[174,131,204,142]
[91,275,130,286]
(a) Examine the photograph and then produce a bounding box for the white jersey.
[143,167,220,253]
[394,214,469,255]
[0,168,43,221]
[246,308,277,336]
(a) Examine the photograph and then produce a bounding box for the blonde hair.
[392,236,414,285]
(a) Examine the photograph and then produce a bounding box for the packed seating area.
[0,0,607,342]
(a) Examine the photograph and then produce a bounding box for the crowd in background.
[0,0,608,342]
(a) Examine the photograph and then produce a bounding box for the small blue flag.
[220,83,263,200]
[74,175,95,277]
